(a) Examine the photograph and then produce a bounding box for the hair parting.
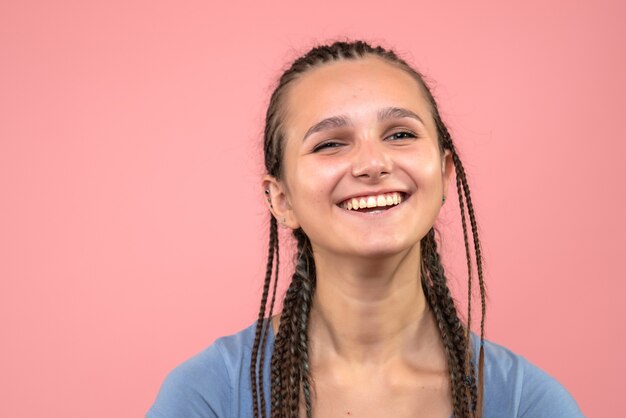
[251,39,487,418]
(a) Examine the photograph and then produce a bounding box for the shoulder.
[147,322,261,418]
[473,334,584,417]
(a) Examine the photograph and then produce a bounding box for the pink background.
[1,0,624,416]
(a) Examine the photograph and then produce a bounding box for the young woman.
[147,40,583,418]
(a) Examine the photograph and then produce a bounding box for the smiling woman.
[146,40,583,418]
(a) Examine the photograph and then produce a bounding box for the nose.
[351,139,392,181]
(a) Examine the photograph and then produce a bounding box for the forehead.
[282,55,432,136]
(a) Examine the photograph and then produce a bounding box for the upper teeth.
[340,192,404,210]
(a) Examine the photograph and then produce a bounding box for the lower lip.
[337,195,411,217]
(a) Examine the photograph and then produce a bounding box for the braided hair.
[251,39,487,418]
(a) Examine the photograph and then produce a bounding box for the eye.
[386,130,417,141]
[312,141,344,153]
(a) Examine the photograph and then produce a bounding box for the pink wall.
[1,0,624,416]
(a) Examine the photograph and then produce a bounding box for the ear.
[441,149,454,201]
[262,175,301,229]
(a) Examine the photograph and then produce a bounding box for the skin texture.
[263,56,455,417]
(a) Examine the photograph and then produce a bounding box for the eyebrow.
[302,106,425,142]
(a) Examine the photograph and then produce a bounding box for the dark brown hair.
[251,39,486,418]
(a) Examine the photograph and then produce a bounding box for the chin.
[344,237,420,260]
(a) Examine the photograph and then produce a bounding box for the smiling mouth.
[338,192,408,212]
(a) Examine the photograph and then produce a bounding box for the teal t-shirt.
[147,321,583,417]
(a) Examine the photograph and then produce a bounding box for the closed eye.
[312,130,417,152]
[312,141,344,152]
[386,131,417,141]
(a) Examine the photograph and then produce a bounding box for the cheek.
[288,159,345,211]
[397,151,443,191]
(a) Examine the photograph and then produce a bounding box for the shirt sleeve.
[146,342,232,418]
[518,357,584,417]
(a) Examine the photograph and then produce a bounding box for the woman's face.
[267,55,453,259]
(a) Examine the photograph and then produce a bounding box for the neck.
[307,242,439,366]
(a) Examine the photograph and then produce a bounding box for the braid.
[273,279,299,416]
[449,148,487,416]
[295,236,315,418]
[269,230,315,417]
[251,217,280,418]
[254,38,487,417]
[422,229,478,417]
[259,217,281,417]
[439,110,487,416]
